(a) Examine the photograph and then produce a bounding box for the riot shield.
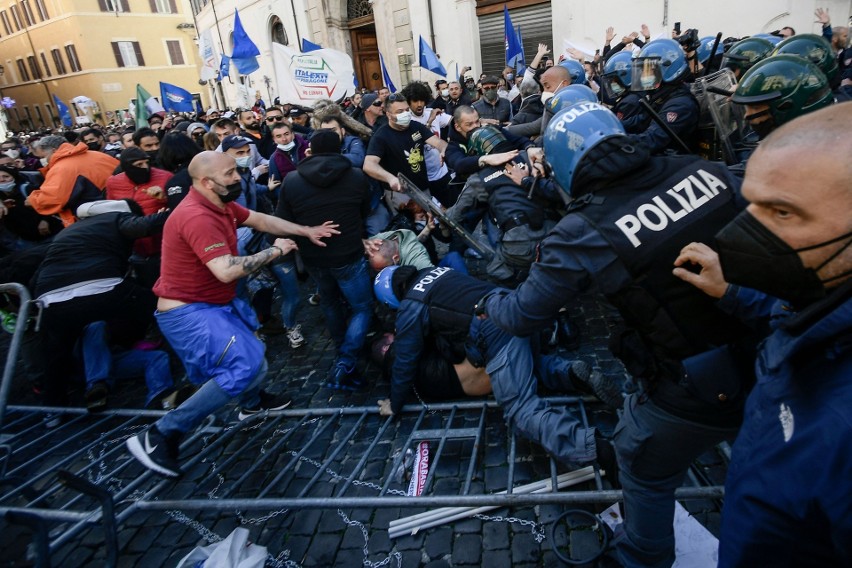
[398,173,494,258]
[690,68,745,165]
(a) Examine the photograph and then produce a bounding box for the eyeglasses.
[371,101,383,107]
[481,86,497,91]
[266,115,285,123]
[387,93,407,103]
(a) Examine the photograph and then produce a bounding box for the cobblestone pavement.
[0,263,727,567]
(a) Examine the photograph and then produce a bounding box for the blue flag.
[231,9,259,75]
[160,82,194,112]
[504,5,524,69]
[302,38,322,52]
[52,94,72,127]
[219,55,231,80]
[195,98,204,116]
[418,36,447,77]
[516,25,526,73]
[379,52,396,93]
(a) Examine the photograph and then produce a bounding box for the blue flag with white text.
[379,52,397,92]
[418,36,446,77]
[160,82,195,112]
[52,94,73,127]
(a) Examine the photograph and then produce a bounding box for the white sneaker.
[286,324,305,349]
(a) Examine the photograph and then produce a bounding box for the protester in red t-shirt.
[127,151,339,478]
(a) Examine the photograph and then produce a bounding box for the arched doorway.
[347,0,381,91]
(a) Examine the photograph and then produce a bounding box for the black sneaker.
[587,372,625,410]
[325,364,366,391]
[126,426,182,478]
[238,390,292,421]
[85,381,109,413]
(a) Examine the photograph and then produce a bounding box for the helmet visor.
[631,57,664,92]
[602,74,628,100]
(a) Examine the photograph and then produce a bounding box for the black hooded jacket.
[275,153,371,268]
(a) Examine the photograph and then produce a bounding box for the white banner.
[198,29,219,82]
[272,44,357,103]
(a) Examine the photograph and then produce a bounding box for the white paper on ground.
[597,501,718,568]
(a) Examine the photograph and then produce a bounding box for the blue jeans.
[268,259,300,328]
[614,393,738,568]
[80,321,174,406]
[471,319,596,463]
[306,257,374,370]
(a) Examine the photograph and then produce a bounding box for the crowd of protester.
[0,8,850,566]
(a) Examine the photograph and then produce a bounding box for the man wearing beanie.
[275,129,374,390]
[356,93,388,132]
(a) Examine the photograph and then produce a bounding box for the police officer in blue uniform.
[600,51,647,134]
[630,39,701,154]
[478,102,758,568]
[373,265,611,466]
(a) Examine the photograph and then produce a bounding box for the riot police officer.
[630,38,701,154]
[600,51,647,133]
[373,265,614,467]
[478,102,759,568]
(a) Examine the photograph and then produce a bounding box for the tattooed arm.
[205,238,297,283]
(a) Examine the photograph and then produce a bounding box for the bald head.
[541,65,571,93]
[188,150,235,184]
[757,102,851,177]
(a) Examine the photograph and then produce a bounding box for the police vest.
[575,155,749,362]
[404,266,495,342]
[480,160,545,230]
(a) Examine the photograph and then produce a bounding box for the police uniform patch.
[666,112,678,123]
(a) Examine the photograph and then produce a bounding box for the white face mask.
[235,156,252,169]
[2,149,19,159]
[441,89,450,97]
[540,92,555,105]
[0,181,15,192]
[278,141,296,152]
[40,157,49,167]
[394,111,412,128]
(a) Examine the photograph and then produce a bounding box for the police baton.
[704,33,723,77]
[638,97,693,155]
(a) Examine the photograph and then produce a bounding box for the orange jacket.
[28,142,119,226]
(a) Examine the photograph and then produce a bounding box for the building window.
[150,0,177,14]
[33,0,47,21]
[16,58,29,81]
[347,0,373,20]
[0,11,11,35]
[165,40,184,64]
[40,51,51,77]
[45,102,56,126]
[10,4,22,30]
[20,1,35,26]
[26,55,41,79]
[270,16,288,46]
[51,48,66,74]
[34,104,43,127]
[65,44,81,72]
[99,0,129,12]
[111,41,145,67]
[189,0,207,17]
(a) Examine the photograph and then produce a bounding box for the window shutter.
[168,0,177,13]
[133,41,145,66]
[148,0,156,11]
[98,0,108,10]
[111,42,124,67]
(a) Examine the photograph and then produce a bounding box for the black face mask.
[125,164,151,185]
[716,210,852,307]
[746,109,776,140]
[86,142,101,151]
[145,150,159,162]
[217,181,243,203]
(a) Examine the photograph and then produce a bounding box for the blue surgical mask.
[0,181,15,192]
[235,156,252,169]
[278,141,296,152]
